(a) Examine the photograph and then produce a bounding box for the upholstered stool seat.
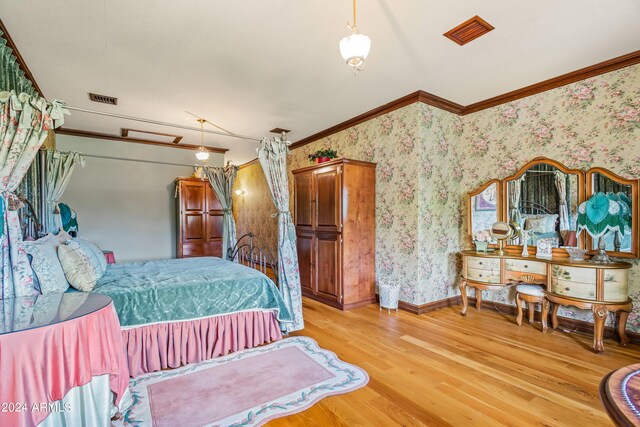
[515,283,547,329]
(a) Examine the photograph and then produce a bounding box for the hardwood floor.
[271,297,640,426]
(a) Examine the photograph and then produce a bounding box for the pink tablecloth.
[0,303,130,427]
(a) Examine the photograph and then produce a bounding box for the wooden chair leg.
[515,293,523,326]
[527,302,535,323]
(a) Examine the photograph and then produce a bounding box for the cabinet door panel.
[316,233,341,301]
[315,167,341,231]
[296,232,315,294]
[182,182,205,213]
[295,174,314,228]
[184,214,204,242]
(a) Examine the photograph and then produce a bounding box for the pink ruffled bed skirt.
[122,310,283,378]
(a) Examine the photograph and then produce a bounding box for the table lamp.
[576,192,628,263]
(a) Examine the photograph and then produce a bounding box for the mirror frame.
[585,167,639,259]
[501,157,586,255]
[467,179,503,246]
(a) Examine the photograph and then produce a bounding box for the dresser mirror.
[586,168,639,258]
[468,180,501,241]
[503,159,584,249]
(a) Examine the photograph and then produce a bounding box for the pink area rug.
[114,336,369,426]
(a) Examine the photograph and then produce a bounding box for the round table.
[0,292,130,427]
[600,363,640,426]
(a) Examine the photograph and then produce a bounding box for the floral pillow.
[58,240,102,292]
[524,214,559,234]
[22,235,70,294]
[74,237,107,275]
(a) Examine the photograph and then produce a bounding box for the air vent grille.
[269,127,291,134]
[444,15,494,46]
[89,92,118,105]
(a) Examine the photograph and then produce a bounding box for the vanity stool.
[515,283,547,329]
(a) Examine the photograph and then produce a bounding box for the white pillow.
[524,214,559,234]
[22,235,70,294]
[58,240,101,292]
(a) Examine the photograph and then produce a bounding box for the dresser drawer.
[551,265,597,300]
[467,256,500,271]
[603,270,628,303]
[505,259,547,275]
[467,267,501,284]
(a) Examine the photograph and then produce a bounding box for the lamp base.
[590,249,611,263]
[590,235,612,263]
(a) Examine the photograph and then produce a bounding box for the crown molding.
[0,19,44,97]
[290,91,463,149]
[462,49,640,115]
[238,158,260,169]
[56,128,229,153]
[291,49,640,150]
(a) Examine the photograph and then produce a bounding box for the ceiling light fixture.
[195,118,210,163]
[339,0,371,73]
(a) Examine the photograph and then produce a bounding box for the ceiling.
[1,0,639,164]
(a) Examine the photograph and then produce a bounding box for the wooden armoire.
[293,159,376,310]
[175,177,224,258]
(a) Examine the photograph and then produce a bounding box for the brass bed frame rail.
[228,233,279,287]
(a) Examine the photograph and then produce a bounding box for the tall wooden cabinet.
[293,159,376,310]
[175,177,224,258]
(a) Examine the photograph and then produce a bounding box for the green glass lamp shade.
[576,192,626,239]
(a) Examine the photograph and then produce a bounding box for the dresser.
[460,250,632,352]
[175,177,224,258]
[293,159,376,310]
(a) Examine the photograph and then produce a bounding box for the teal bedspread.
[90,257,292,328]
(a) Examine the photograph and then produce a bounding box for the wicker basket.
[379,278,400,312]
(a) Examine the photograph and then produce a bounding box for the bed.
[56,233,290,377]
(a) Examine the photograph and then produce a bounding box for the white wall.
[57,134,224,262]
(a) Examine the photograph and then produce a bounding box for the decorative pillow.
[524,214,559,233]
[74,237,107,276]
[22,235,70,294]
[58,240,101,292]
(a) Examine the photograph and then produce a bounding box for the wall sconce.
[235,189,245,196]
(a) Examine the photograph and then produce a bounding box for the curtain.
[555,171,570,238]
[203,165,238,260]
[508,177,524,225]
[257,137,303,333]
[0,91,67,300]
[0,35,38,97]
[44,150,85,233]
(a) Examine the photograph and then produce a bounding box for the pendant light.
[195,118,210,162]
[339,0,371,73]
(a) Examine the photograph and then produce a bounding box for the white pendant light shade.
[339,31,371,68]
[195,149,209,162]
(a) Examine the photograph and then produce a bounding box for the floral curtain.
[203,165,238,260]
[257,137,303,333]
[44,150,85,233]
[0,91,67,300]
[555,171,570,237]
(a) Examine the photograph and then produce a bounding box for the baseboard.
[397,296,462,315]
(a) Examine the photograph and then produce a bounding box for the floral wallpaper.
[241,63,640,332]
[232,161,278,258]
[456,64,640,328]
[289,103,462,305]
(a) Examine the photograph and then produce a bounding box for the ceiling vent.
[443,15,494,46]
[269,127,291,134]
[89,92,118,105]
